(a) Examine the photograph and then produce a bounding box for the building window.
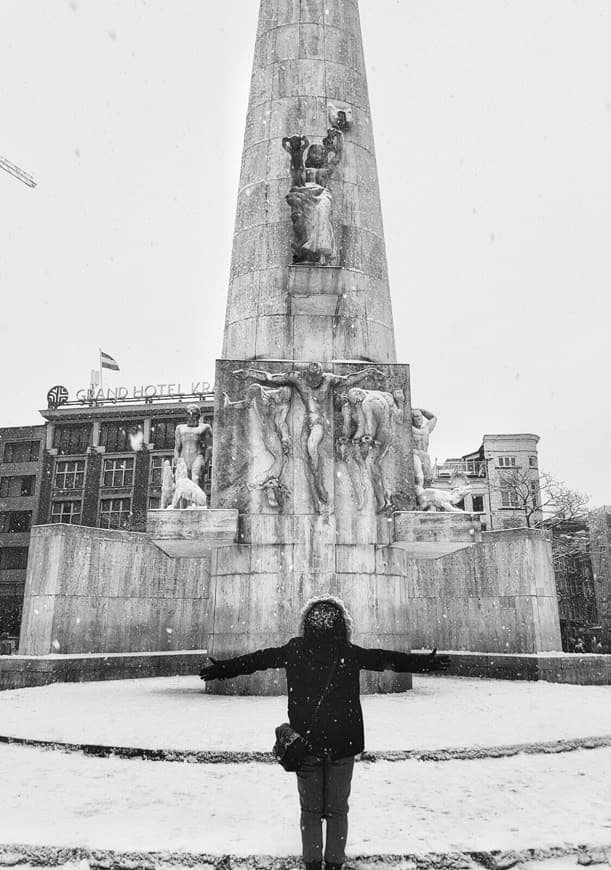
[50,501,82,525]
[149,454,173,487]
[3,441,40,463]
[102,457,134,488]
[99,421,143,453]
[498,456,517,468]
[0,511,33,533]
[472,495,485,513]
[529,456,538,468]
[0,476,35,498]
[500,487,519,508]
[0,547,29,570]
[148,496,161,511]
[54,460,86,491]
[530,481,539,508]
[53,425,92,456]
[150,419,181,451]
[99,497,131,530]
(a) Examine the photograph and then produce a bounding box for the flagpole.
[99,348,104,394]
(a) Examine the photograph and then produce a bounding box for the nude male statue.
[235,362,384,510]
[174,404,212,490]
[412,407,437,488]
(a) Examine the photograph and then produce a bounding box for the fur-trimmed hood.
[298,595,353,642]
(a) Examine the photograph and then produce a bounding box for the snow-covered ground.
[0,675,608,752]
[0,743,610,854]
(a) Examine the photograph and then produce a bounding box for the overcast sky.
[1,0,609,504]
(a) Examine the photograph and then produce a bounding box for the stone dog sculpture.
[415,478,472,512]
[161,458,208,510]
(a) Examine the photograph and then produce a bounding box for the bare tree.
[492,468,591,530]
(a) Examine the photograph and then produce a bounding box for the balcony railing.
[434,460,487,479]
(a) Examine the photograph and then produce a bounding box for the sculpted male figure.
[174,404,212,490]
[235,363,384,510]
[412,407,437,488]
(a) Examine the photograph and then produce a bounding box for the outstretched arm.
[355,645,450,674]
[343,367,386,388]
[233,368,296,388]
[199,644,290,681]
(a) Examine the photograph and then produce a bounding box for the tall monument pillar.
[223,0,397,363]
[209,0,416,694]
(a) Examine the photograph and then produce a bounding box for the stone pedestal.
[148,509,238,558]
[391,511,481,560]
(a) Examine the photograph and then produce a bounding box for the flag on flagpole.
[100,350,120,371]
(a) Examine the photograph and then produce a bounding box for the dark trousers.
[296,754,355,863]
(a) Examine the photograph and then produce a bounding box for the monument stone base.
[18,517,560,695]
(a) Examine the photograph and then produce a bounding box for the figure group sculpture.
[337,387,406,513]
[160,405,212,510]
[223,382,292,509]
[282,123,344,265]
[233,363,385,513]
[411,407,472,512]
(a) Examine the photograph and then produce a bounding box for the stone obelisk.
[222,0,397,364]
[208,0,416,694]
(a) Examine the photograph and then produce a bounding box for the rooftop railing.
[435,460,487,479]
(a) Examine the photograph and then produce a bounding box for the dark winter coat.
[211,635,430,760]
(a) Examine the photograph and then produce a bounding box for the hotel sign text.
[75,381,213,402]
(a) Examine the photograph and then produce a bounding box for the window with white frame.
[529,456,538,468]
[99,497,131,530]
[102,457,134,488]
[54,460,86,490]
[50,501,82,524]
[497,456,517,468]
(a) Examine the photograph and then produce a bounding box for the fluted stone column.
[222,0,397,363]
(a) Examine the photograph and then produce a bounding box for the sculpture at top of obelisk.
[283,124,344,265]
[222,0,398,365]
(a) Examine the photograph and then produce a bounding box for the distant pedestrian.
[199,595,450,870]
[574,637,586,654]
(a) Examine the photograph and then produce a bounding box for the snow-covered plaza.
[0,675,609,867]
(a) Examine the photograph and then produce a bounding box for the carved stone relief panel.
[332,363,415,517]
[211,361,415,519]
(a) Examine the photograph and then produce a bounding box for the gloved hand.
[424,648,451,673]
[199,656,222,681]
